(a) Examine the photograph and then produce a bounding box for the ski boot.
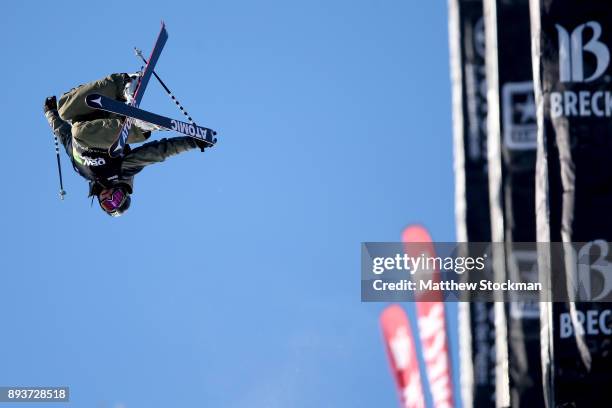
[122,72,166,132]
[123,72,142,104]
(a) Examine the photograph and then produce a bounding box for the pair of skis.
[86,94,217,145]
[87,22,217,157]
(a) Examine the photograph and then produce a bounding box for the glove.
[194,138,209,152]
[194,131,217,152]
[44,96,57,114]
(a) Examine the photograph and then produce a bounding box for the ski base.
[109,22,168,157]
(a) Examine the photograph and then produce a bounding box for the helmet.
[98,187,131,217]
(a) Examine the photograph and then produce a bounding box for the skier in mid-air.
[44,73,210,217]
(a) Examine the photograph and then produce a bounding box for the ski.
[86,93,217,146]
[109,22,168,157]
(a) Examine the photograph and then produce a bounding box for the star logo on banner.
[515,93,536,123]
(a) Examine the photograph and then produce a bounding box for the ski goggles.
[99,188,127,213]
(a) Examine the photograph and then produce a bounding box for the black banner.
[530,0,612,406]
[484,0,544,407]
[449,0,496,406]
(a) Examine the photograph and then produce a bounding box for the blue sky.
[1,0,456,407]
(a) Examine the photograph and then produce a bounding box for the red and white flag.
[403,225,454,408]
[380,304,426,408]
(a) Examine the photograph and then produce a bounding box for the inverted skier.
[44,73,210,217]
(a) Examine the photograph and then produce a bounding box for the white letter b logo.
[556,22,610,83]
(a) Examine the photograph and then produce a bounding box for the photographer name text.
[372,279,542,292]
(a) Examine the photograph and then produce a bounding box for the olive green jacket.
[45,108,201,196]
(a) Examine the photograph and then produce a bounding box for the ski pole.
[53,134,66,200]
[134,47,197,125]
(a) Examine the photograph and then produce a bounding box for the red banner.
[403,225,454,408]
[380,304,426,408]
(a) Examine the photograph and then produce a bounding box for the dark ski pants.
[58,73,148,149]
